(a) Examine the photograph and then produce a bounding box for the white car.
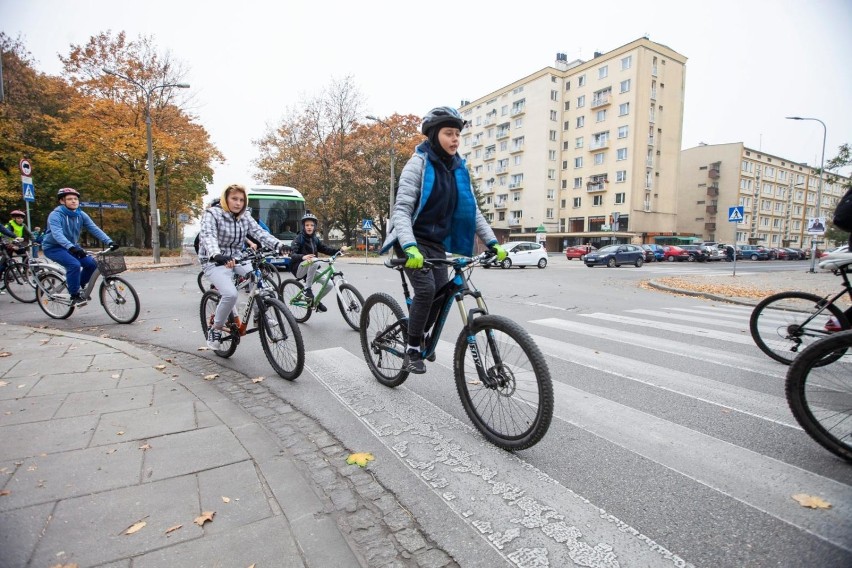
[487,241,548,269]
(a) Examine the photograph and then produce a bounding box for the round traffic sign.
[19,158,33,177]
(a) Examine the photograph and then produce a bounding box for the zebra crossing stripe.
[579,313,754,344]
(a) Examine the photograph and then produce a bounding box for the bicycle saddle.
[818,252,852,272]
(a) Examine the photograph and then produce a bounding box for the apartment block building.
[678,143,849,248]
[459,37,687,251]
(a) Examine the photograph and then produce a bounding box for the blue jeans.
[43,247,97,296]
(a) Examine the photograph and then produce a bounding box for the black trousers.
[398,241,449,345]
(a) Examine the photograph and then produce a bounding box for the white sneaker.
[206,328,223,350]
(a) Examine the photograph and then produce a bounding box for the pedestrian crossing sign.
[362,219,373,231]
[22,182,35,202]
[728,206,744,223]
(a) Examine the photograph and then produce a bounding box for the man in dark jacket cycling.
[289,213,346,313]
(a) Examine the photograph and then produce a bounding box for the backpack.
[833,187,852,232]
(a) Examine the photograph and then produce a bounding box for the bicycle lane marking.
[306,347,695,568]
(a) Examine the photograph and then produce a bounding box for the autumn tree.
[823,143,852,245]
[55,31,222,248]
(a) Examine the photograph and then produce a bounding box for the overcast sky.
[3,0,851,201]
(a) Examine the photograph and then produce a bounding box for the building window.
[574,157,583,168]
[616,170,627,182]
[574,177,583,189]
[596,109,607,122]
[573,197,582,208]
[621,55,632,70]
[550,110,558,121]
[513,155,522,165]
[619,103,629,116]
[562,179,568,189]
[499,211,505,221]
[564,101,570,111]
[578,75,586,87]
[575,137,584,149]
[620,79,631,93]
[514,117,523,128]
[617,125,629,139]
[562,160,568,170]
[593,195,604,206]
[550,90,558,101]
[512,191,521,201]
[615,192,626,204]
[548,150,557,161]
[547,189,555,199]
[549,130,557,141]
[598,66,608,79]
[547,169,556,180]
[594,152,605,165]
[576,116,585,128]
[577,95,585,108]
[617,148,627,161]
[546,208,554,219]
[563,141,570,150]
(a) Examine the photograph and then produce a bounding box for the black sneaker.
[405,349,426,374]
[316,302,328,313]
[70,293,88,307]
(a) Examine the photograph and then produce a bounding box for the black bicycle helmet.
[57,187,81,201]
[421,106,465,135]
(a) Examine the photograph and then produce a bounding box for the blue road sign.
[80,202,129,209]
[728,206,744,223]
[22,182,35,202]
[362,219,373,231]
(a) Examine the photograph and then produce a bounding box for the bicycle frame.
[222,253,280,339]
[390,254,503,387]
[298,251,346,306]
[797,266,852,327]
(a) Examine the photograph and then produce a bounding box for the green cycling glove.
[404,245,424,269]
[490,244,508,262]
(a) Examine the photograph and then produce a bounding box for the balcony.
[706,183,719,196]
[643,202,651,212]
[644,180,653,190]
[647,135,655,146]
[709,165,720,179]
[508,182,523,190]
[590,94,611,108]
[510,144,524,154]
[704,222,717,231]
[586,178,607,192]
[511,106,525,116]
[649,112,656,124]
[706,205,717,215]
[508,217,522,226]
[484,151,495,161]
[494,200,507,210]
[645,157,654,167]
[496,129,510,139]
[495,166,508,174]
[589,138,609,151]
[650,88,657,100]
[472,137,483,147]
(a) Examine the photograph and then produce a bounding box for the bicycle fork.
[456,294,505,390]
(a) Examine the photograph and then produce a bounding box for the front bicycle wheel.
[337,282,365,331]
[199,290,238,358]
[36,272,73,319]
[359,292,409,387]
[258,297,305,380]
[4,263,37,303]
[100,276,140,324]
[750,291,848,365]
[279,278,311,323]
[786,330,852,462]
[454,315,553,451]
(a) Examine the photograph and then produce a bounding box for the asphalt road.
[2,257,850,567]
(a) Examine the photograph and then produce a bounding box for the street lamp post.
[103,68,189,263]
[366,115,396,235]
[786,116,827,273]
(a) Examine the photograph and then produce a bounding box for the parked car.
[662,245,690,262]
[564,244,596,261]
[681,244,709,262]
[783,247,803,260]
[641,244,665,262]
[739,245,769,260]
[485,241,548,269]
[584,244,645,268]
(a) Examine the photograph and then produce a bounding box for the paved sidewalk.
[0,324,454,568]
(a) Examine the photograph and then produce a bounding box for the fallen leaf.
[251,376,264,383]
[154,365,166,371]
[346,452,375,467]
[0,352,10,357]
[116,431,125,436]
[792,493,832,509]
[0,381,8,387]
[197,347,209,351]
[221,496,231,503]
[106,448,117,454]
[152,326,162,332]
[111,374,120,379]
[165,358,173,362]
[17,384,26,389]
[124,520,147,535]
[48,564,78,568]
[164,524,182,534]
[139,443,151,451]
[194,511,215,526]
[0,489,10,496]
[203,373,219,381]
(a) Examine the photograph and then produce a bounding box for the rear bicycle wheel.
[199,290,238,357]
[258,297,304,380]
[36,272,73,319]
[100,276,140,323]
[750,291,848,365]
[279,279,311,322]
[197,271,210,293]
[359,292,409,387]
[786,331,852,461]
[336,282,364,331]
[4,263,37,303]
[259,263,281,291]
[454,315,553,451]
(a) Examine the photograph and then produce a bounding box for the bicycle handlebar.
[383,250,495,269]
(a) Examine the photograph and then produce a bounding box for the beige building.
[678,143,849,249]
[459,37,687,251]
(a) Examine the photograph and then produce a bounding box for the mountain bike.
[278,250,364,330]
[786,329,852,462]
[35,250,140,323]
[749,256,852,365]
[1,241,42,303]
[200,248,304,380]
[359,252,553,451]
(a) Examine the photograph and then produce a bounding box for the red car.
[662,245,690,262]
[565,245,596,260]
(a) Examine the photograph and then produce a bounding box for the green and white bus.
[246,185,306,267]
